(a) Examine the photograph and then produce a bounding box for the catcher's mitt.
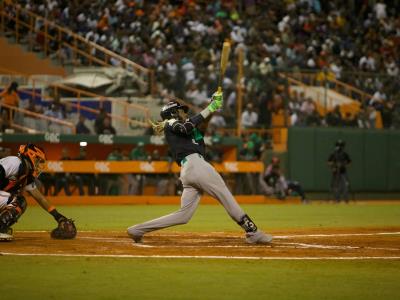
[51,218,77,239]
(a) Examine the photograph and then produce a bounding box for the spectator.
[185,82,208,107]
[102,147,123,195]
[288,90,302,115]
[129,142,148,195]
[44,102,65,133]
[325,105,342,127]
[238,134,258,194]
[356,108,370,129]
[342,112,357,127]
[374,1,387,20]
[75,114,92,134]
[23,99,45,132]
[53,147,84,196]
[147,149,175,196]
[94,108,108,134]
[0,81,20,129]
[97,116,116,134]
[260,156,307,203]
[209,111,226,129]
[301,98,321,126]
[130,142,147,160]
[205,128,224,164]
[369,88,387,108]
[381,100,395,129]
[241,103,258,129]
[75,147,96,195]
[0,112,5,132]
[367,106,377,128]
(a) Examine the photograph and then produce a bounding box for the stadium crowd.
[3,0,399,130]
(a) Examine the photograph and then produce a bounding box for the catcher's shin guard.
[0,195,27,230]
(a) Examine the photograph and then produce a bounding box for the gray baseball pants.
[127,153,246,236]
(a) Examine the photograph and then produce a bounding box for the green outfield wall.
[288,127,400,192]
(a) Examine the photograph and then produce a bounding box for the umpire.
[327,140,351,203]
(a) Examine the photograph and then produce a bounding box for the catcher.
[0,143,76,241]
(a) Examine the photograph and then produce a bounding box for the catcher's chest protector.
[0,158,31,195]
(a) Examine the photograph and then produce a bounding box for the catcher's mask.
[160,101,189,120]
[18,144,46,177]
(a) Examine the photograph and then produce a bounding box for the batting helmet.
[160,101,189,120]
[18,144,46,177]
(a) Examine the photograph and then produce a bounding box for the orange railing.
[286,72,373,105]
[0,67,150,131]
[1,102,75,133]
[0,2,155,95]
[279,73,362,116]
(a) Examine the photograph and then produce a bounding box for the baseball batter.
[127,92,273,244]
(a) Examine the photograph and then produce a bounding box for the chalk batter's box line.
[17,230,400,238]
[74,236,400,251]
[1,252,400,260]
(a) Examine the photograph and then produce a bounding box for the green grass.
[14,203,400,231]
[0,257,399,300]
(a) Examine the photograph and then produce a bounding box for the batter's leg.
[127,185,201,242]
[195,159,272,244]
[197,161,245,222]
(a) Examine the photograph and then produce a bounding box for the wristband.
[200,107,212,119]
[49,208,64,222]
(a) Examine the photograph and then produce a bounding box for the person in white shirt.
[241,103,258,128]
[209,111,227,128]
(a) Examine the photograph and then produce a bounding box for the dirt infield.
[1,227,400,259]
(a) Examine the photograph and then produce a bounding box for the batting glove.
[208,91,223,112]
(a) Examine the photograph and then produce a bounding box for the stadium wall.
[288,127,400,192]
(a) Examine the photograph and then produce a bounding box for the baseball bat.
[217,41,231,93]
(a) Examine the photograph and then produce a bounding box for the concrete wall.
[0,37,65,76]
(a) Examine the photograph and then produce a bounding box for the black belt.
[181,153,202,166]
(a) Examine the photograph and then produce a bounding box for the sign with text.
[44,161,264,173]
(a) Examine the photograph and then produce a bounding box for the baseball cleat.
[127,227,143,243]
[132,235,143,243]
[245,230,273,244]
[0,228,14,241]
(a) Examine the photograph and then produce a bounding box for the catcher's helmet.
[160,101,189,120]
[18,144,46,177]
